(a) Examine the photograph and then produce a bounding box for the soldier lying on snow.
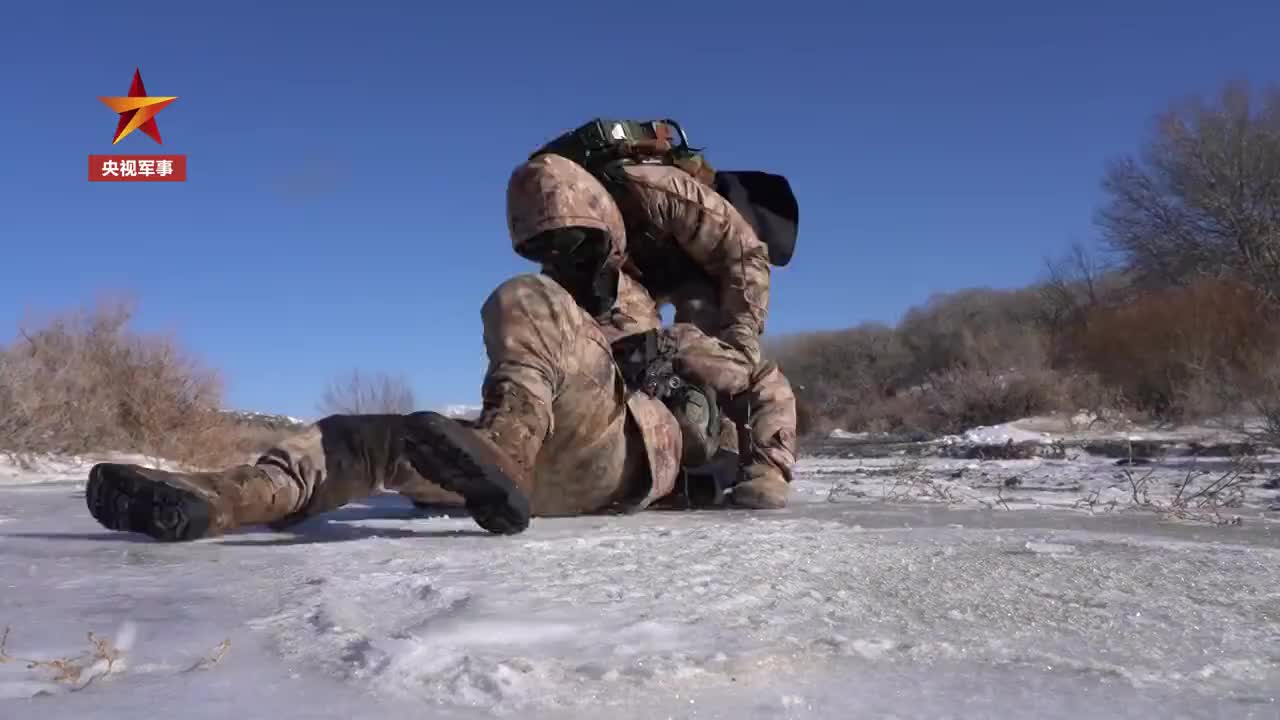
[84,118,802,541]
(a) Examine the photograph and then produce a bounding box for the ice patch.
[1025,540,1077,555]
[827,429,870,440]
[943,422,1055,446]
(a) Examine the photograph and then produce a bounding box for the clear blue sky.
[2,0,1275,419]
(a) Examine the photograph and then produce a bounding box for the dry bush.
[852,365,1065,436]
[917,365,1064,434]
[1036,242,1133,365]
[771,289,1065,435]
[897,286,1048,383]
[192,422,296,468]
[1070,277,1279,420]
[0,298,239,466]
[768,323,910,431]
[318,369,417,415]
[1239,357,1280,446]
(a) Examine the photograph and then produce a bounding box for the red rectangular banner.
[88,154,187,182]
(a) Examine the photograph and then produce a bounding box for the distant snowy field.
[1,417,1278,719]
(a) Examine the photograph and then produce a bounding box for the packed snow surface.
[2,447,1278,719]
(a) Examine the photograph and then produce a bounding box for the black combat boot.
[401,384,547,535]
[85,463,298,542]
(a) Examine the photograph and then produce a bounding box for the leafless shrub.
[1111,444,1253,525]
[774,280,1081,436]
[1241,360,1280,448]
[1036,242,1132,364]
[0,297,239,466]
[318,369,417,415]
[875,456,968,504]
[1072,485,1120,515]
[896,287,1048,384]
[913,365,1065,435]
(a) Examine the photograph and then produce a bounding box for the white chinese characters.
[98,158,177,177]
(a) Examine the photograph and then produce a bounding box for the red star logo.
[97,68,177,145]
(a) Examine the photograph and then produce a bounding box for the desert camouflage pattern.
[255,415,446,523]
[504,153,796,487]
[507,153,628,270]
[474,273,680,513]
[249,274,681,524]
[614,163,773,367]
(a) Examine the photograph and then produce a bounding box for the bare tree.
[1043,241,1109,307]
[319,369,417,415]
[1097,81,1280,302]
[1035,241,1132,360]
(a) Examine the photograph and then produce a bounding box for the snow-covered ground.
[2,421,1279,719]
[800,452,1280,519]
[441,404,483,420]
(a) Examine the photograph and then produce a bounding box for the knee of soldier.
[481,274,593,358]
[664,321,709,345]
[751,360,797,404]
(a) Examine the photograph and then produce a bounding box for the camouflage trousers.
[250,272,795,523]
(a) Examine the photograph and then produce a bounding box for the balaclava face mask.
[517,227,618,318]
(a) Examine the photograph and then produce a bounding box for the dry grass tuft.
[0,625,233,692]
[0,625,124,691]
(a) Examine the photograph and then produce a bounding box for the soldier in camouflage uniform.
[83,121,795,542]
[84,264,688,540]
[505,146,797,510]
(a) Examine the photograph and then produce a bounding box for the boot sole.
[403,413,531,535]
[85,464,213,542]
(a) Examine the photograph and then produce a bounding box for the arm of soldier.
[712,237,771,367]
[664,323,752,397]
[625,166,772,366]
[679,202,771,367]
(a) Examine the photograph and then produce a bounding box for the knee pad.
[666,382,721,468]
